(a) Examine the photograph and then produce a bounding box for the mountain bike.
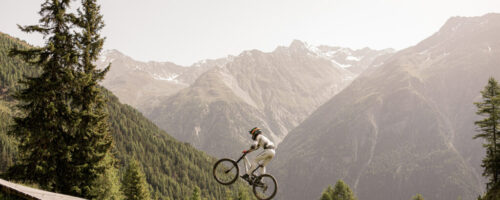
[213,152,278,200]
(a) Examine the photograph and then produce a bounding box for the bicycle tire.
[252,174,278,200]
[213,158,239,185]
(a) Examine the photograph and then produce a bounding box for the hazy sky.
[1,0,500,65]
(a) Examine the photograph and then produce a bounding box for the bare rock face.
[145,41,391,157]
[273,13,500,200]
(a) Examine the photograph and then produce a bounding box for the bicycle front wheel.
[252,174,278,200]
[213,158,239,185]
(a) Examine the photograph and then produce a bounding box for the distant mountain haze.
[97,42,392,116]
[272,13,500,200]
[96,50,231,112]
[110,41,393,157]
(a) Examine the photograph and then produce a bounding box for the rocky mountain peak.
[288,39,307,50]
[439,13,500,33]
[414,13,500,52]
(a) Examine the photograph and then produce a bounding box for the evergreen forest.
[0,25,251,200]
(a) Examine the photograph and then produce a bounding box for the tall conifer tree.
[225,188,234,200]
[7,0,80,192]
[7,0,113,198]
[70,0,113,197]
[332,180,357,200]
[319,180,357,200]
[236,186,252,200]
[190,186,201,200]
[474,77,500,188]
[319,185,334,200]
[411,194,424,200]
[122,159,151,200]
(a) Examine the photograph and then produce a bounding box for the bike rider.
[241,127,276,183]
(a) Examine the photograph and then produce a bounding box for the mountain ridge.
[272,13,500,200]
[97,40,394,113]
[144,39,393,158]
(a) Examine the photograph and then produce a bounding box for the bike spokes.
[253,174,277,200]
[213,158,239,185]
[214,154,278,200]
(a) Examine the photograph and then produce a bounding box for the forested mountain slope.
[0,32,244,200]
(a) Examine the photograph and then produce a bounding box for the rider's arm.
[243,136,260,153]
[247,143,257,153]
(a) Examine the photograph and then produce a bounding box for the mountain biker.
[241,127,276,183]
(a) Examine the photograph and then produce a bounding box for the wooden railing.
[0,178,85,200]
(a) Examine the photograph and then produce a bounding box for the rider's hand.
[242,150,248,154]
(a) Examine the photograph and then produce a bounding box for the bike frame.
[214,152,277,200]
[226,152,262,176]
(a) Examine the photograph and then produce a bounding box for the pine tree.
[236,186,251,200]
[190,186,201,200]
[411,193,424,200]
[474,77,500,189]
[7,0,80,192]
[319,180,357,200]
[319,185,334,200]
[122,159,151,200]
[6,0,114,198]
[69,0,113,197]
[224,188,233,200]
[331,180,357,200]
[88,153,124,200]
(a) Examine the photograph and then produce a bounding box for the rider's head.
[249,127,262,140]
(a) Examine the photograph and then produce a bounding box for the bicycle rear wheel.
[213,158,239,185]
[252,174,277,200]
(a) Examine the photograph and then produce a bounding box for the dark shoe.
[249,175,256,183]
[241,174,251,184]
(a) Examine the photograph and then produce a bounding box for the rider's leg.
[258,149,275,174]
[246,158,259,176]
[243,156,251,174]
[241,156,253,183]
[247,149,275,176]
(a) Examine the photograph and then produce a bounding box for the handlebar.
[223,152,249,174]
[236,151,249,164]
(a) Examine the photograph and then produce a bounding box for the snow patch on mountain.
[346,55,362,61]
[302,42,355,68]
[330,59,352,68]
[193,59,208,67]
[342,74,356,81]
[152,73,180,82]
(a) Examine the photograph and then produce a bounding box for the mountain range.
[98,42,393,157]
[272,13,500,200]
[14,12,498,200]
[95,49,230,112]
